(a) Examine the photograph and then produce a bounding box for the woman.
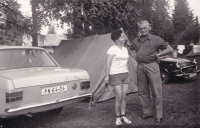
[105,29,132,125]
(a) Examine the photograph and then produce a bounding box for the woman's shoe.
[115,117,122,125]
[121,116,132,124]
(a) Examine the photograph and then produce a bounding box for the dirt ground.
[1,73,199,128]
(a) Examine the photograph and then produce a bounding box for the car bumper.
[171,69,200,78]
[3,93,92,116]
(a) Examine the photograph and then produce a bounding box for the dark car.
[159,56,200,83]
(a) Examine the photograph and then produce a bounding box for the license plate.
[41,85,68,95]
[189,73,197,77]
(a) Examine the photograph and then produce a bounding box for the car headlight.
[176,62,182,68]
[193,59,197,64]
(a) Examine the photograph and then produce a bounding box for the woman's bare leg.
[121,83,129,116]
[113,85,122,117]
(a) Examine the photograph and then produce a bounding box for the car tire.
[48,107,63,115]
[160,70,170,84]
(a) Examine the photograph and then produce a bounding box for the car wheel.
[48,107,63,115]
[160,70,170,84]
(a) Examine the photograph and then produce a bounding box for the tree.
[1,0,175,45]
[139,0,154,23]
[40,0,141,40]
[30,0,59,46]
[48,24,56,34]
[30,0,38,46]
[172,0,198,45]
[151,0,173,43]
[173,0,192,34]
[0,0,30,45]
[192,16,200,44]
[134,0,173,43]
[179,17,199,45]
[33,0,174,43]
[0,0,52,46]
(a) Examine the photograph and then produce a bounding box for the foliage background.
[0,0,199,46]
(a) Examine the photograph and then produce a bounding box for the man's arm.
[155,45,173,63]
[159,45,173,56]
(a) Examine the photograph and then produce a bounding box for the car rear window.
[0,49,57,70]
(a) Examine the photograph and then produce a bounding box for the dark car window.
[0,49,57,70]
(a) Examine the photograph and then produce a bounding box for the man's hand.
[155,53,161,63]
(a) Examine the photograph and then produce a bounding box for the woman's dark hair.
[111,29,123,42]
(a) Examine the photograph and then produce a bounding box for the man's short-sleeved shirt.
[132,34,168,63]
[107,45,129,75]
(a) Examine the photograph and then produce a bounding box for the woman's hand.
[104,76,109,86]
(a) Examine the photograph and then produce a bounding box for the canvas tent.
[171,44,200,57]
[186,40,200,57]
[52,33,138,102]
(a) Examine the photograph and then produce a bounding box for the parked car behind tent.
[159,43,200,83]
[52,33,138,102]
[159,56,199,83]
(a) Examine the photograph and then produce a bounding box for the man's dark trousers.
[137,61,163,118]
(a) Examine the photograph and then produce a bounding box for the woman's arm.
[105,54,112,82]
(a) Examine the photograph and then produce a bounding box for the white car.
[0,46,91,119]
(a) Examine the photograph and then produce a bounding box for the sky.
[17,0,200,35]
[187,0,200,19]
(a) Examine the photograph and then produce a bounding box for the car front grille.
[182,65,196,73]
[180,62,194,67]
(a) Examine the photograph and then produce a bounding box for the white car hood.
[0,67,89,88]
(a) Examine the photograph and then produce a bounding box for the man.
[131,20,173,123]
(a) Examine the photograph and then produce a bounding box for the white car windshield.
[0,49,57,70]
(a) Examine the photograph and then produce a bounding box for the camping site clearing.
[1,75,200,128]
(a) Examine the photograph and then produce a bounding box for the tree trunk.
[31,0,38,46]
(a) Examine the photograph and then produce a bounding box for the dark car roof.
[161,57,192,63]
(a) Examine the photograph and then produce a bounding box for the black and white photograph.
[0,0,200,127]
